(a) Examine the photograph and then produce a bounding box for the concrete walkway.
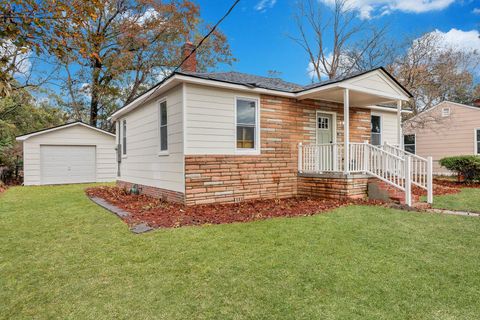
[425,208,480,217]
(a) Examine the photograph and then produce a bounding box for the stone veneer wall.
[297,174,370,200]
[184,95,371,206]
[117,180,185,204]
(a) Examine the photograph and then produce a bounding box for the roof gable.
[344,69,407,98]
[405,101,480,124]
[16,122,115,141]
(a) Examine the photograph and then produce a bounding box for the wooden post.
[397,100,403,148]
[427,156,433,204]
[405,155,412,206]
[298,143,303,173]
[343,88,350,174]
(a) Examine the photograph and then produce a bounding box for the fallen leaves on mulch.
[433,178,480,189]
[412,183,460,197]
[86,186,385,229]
[412,178,480,197]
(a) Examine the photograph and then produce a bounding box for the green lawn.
[1,185,480,319]
[431,188,480,213]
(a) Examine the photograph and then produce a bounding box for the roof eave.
[109,67,412,120]
[109,73,297,121]
[16,122,115,141]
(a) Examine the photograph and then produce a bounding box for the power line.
[129,0,240,111]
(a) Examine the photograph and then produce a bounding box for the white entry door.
[40,145,96,185]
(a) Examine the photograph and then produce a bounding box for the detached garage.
[16,122,117,185]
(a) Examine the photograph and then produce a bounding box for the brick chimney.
[180,42,197,73]
[473,98,480,108]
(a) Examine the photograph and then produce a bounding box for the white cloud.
[121,7,161,25]
[473,8,480,14]
[0,40,31,77]
[255,0,277,12]
[431,28,480,52]
[319,0,455,20]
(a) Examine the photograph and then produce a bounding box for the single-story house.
[403,100,480,175]
[109,43,433,206]
[16,121,117,185]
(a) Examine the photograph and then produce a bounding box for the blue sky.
[196,0,480,85]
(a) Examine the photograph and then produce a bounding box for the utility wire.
[128,0,240,110]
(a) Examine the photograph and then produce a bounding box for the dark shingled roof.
[176,67,412,98]
[177,71,305,92]
[111,67,412,119]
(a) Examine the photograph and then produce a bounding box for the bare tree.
[388,32,480,115]
[290,0,392,81]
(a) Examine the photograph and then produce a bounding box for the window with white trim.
[370,115,381,146]
[122,120,127,155]
[404,134,416,154]
[442,107,450,117]
[159,100,168,151]
[236,98,258,150]
[476,129,480,155]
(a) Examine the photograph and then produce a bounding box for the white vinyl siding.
[185,83,260,155]
[346,70,406,99]
[371,109,399,145]
[117,85,184,193]
[22,125,116,185]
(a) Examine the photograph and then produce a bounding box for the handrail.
[382,142,432,194]
[368,143,405,161]
[383,142,427,162]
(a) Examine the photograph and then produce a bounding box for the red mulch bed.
[412,178,480,197]
[433,178,480,189]
[412,183,459,197]
[86,186,384,229]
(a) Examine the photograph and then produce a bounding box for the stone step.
[368,179,419,205]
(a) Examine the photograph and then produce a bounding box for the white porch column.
[343,88,350,174]
[397,100,402,148]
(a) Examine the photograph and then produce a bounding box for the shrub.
[439,156,480,182]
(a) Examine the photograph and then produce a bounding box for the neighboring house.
[403,101,480,175]
[16,122,116,185]
[109,43,426,206]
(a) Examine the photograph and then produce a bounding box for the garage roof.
[16,121,115,141]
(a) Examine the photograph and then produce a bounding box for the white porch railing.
[381,143,433,204]
[298,142,433,205]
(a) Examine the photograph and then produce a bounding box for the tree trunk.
[90,63,101,127]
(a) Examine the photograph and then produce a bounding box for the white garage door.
[40,145,96,185]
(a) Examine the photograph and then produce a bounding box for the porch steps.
[368,179,419,205]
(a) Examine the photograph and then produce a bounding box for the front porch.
[297,141,433,206]
[294,69,432,206]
